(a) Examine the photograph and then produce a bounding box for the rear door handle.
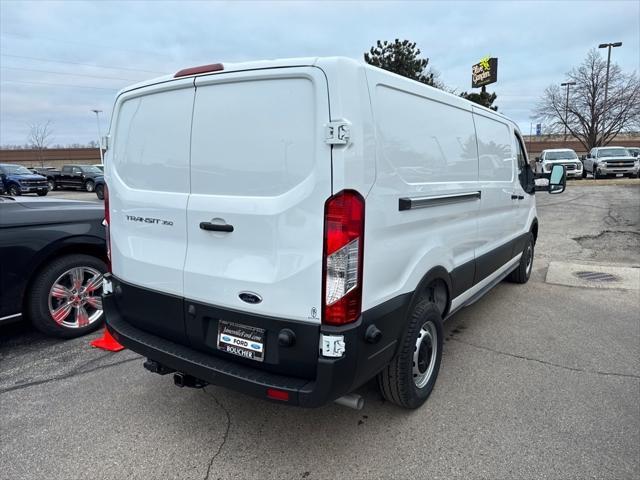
[199,222,234,232]
[511,194,518,200]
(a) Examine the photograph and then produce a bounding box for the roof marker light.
[174,63,224,78]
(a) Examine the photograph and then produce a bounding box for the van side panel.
[108,80,194,298]
[472,108,517,280]
[363,72,480,310]
[183,69,331,322]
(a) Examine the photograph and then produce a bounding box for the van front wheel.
[377,300,443,409]
[507,233,534,284]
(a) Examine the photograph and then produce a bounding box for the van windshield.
[545,151,577,160]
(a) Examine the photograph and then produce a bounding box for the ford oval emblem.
[239,292,262,304]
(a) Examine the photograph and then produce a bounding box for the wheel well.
[410,267,452,318]
[21,243,107,313]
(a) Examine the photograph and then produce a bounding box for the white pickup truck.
[582,147,639,179]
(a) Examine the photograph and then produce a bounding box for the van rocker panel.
[104,275,411,407]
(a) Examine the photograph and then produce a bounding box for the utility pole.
[560,81,576,142]
[91,109,104,164]
[598,42,622,141]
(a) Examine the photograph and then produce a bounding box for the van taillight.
[322,190,365,326]
[104,183,111,272]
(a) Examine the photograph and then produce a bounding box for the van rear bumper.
[104,276,411,407]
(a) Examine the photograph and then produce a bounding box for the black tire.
[95,184,104,200]
[37,190,48,196]
[593,168,598,180]
[377,300,443,409]
[84,180,95,192]
[27,254,106,338]
[48,179,56,191]
[8,183,20,196]
[581,167,587,179]
[507,232,534,284]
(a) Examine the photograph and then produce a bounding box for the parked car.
[582,147,638,179]
[94,175,106,200]
[103,57,566,410]
[0,164,49,196]
[29,166,61,191]
[0,196,107,338]
[50,164,104,192]
[535,148,583,179]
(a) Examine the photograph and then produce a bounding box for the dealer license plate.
[217,321,265,362]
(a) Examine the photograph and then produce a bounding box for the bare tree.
[535,49,640,151]
[27,120,54,166]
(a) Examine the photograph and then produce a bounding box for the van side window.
[474,114,513,182]
[514,133,535,194]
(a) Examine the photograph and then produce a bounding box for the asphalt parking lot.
[1,183,639,480]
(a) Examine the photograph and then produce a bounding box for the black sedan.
[0,195,107,338]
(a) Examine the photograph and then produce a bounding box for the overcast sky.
[1,0,638,146]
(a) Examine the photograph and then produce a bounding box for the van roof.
[117,56,517,130]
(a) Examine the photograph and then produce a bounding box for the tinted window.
[474,114,513,182]
[80,166,102,174]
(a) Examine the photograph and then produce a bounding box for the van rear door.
[183,67,331,327]
[108,79,195,341]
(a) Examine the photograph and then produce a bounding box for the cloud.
[1,0,638,145]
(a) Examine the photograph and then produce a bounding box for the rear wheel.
[27,254,106,338]
[507,233,534,284]
[84,180,95,192]
[8,183,20,196]
[95,184,104,200]
[377,300,443,409]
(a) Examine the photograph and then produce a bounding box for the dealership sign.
[472,57,498,88]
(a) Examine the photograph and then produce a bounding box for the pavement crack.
[0,356,140,395]
[450,338,640,380]
[203,386,231,480]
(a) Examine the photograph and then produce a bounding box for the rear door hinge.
[325,120,351,146]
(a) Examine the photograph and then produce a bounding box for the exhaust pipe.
[334,393,364,410]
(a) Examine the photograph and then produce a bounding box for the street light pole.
[91,109,104,164]
[560,81,576,142]
[598,42,622,141]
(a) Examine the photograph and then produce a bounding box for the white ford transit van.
[103,57,566,409]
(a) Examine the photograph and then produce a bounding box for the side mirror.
[548,164,566,194]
